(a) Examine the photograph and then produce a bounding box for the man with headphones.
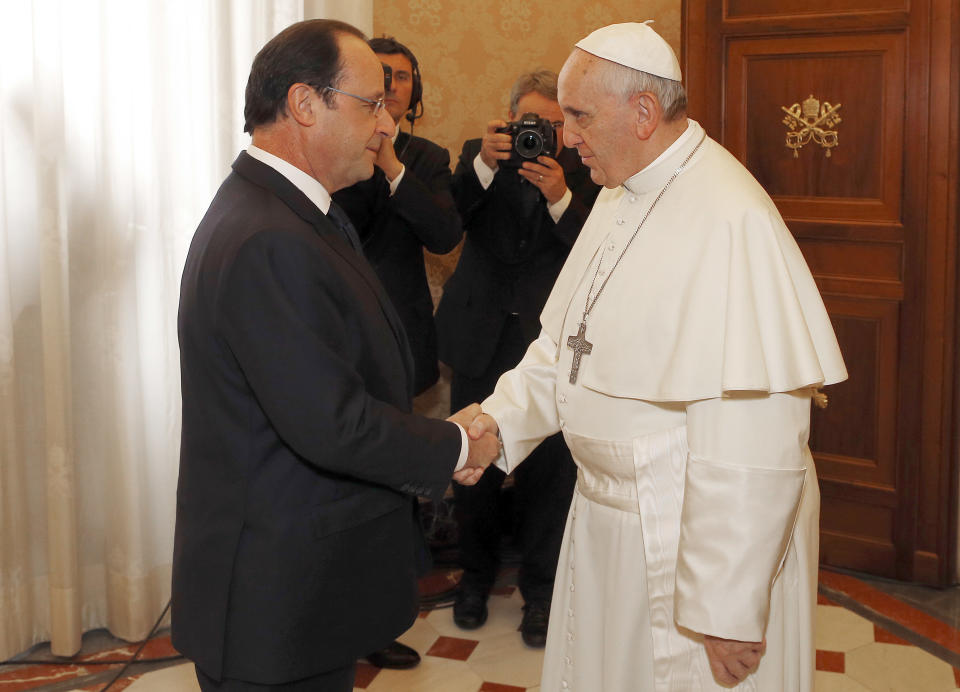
[332,36,463,672]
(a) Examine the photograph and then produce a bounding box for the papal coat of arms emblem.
[781,94,843,158]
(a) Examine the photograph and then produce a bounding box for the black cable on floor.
[97,599,172,692]
[0,599,180,691]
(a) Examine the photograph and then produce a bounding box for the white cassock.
[481,120,847,692]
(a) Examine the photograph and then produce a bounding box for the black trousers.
[451,315,577,604]
[195,664,355,692]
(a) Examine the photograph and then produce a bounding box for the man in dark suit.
[435,70,601,648]
[173,20,497,691]
[331,35,463,672]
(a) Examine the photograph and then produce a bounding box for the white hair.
[594,59,687,121]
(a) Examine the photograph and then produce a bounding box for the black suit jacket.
[172,152,461,683]
[435,141,600,377]
[333,132,462,395]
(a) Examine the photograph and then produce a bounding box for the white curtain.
[0,0,370,660]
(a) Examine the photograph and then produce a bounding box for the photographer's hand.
[480,120,512,170]
[520,155,568,204]
[375,135,404,181]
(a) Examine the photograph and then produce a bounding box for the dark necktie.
[326,201,364,255]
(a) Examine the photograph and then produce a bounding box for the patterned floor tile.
[815,604,875,652]
[814,670,872,691]
[845,642,957,691]
[820,571,960,657]
[352,661,380,689]
[425,636,478,661]
[816,650,845,673]
[364,656,481,692]
[122,663,195,691]
[468,631,544,689]
[394,617,441,657]
[873,624,913,646]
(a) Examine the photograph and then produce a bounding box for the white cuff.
[387,164,406,196]
[547,188,572,223]
[473,153,496,189]
[452,422,470,472]
[674,457,806,640]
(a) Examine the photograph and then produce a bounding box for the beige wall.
[372,1,681,160]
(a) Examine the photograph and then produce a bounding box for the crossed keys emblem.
[781,94,842,158]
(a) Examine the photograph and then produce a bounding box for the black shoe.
[365,641,420,669]
[453,588,489,630]
[520,601,550,648]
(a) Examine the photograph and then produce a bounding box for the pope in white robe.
[464,22,847,691]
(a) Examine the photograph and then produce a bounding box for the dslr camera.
[496,112,557,167]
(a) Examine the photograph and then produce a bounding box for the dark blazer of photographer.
[173,151,462,684]
[435,140,600,378]
[333,131,462,395]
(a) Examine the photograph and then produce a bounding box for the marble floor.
[4,567,960,691]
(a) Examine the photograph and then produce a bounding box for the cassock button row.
[558,393,567,403]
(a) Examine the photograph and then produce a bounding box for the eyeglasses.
[321,86,386,117]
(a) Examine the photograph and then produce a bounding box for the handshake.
[446,403,500,486]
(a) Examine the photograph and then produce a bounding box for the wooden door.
[683,0,960,584]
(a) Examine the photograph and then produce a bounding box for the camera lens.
[516,130,543,158]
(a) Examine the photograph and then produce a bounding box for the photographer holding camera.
[435,69,600,647]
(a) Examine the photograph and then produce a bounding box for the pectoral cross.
[566,321,593,384]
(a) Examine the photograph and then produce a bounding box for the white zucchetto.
[575,22,682,82]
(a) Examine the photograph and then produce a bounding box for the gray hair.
[595,59,687,121]
[509,69,558,113]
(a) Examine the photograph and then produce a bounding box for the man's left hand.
[703,635,765,686]
[519,155,567,204]
[375,135,403,181]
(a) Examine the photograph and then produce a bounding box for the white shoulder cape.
[540,122,847,402]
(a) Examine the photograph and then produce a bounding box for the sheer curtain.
[0,0,370,660]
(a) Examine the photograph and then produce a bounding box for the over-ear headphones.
[369,36,423,124]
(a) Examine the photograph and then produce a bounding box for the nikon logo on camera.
[496,112,558,167]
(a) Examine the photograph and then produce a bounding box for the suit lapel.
[231,152,415,396]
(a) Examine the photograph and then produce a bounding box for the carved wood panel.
[725,33,905,222]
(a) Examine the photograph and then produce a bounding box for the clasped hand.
[704,635,766,686]
[446,403,501,486]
